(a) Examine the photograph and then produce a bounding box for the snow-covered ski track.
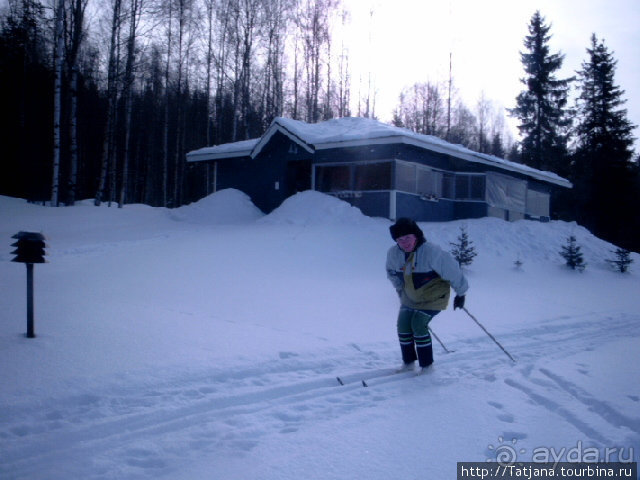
[1,311,638,479]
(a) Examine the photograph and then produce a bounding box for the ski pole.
[429,327,454,353]
[462,307,516,363]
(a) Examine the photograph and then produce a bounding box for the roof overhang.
[186,139,259,162]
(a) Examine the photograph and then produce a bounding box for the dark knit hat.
[389,217,425,243]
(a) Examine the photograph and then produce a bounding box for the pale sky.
[341,0,640,151]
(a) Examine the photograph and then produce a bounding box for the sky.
[341,0,640,150]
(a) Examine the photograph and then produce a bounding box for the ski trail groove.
[503,377,614,447]
[538,368,640,434]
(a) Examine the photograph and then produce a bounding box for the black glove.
[453,295,465,310]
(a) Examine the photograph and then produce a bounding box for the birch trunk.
[95,0,122,206]
[67,0,87,206]
[68,66,79,205]
[119,0,140,208]
[51,0,65,207]
[162,1,173,207]
[205,0,214,146]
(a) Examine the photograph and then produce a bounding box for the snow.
[1,190,638,480]
[186,138,258,161]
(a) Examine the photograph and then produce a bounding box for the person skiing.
[386,217,469,374]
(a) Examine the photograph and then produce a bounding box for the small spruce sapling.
[607,248,633,273]
[514,255,524,270]
[450,226,477,267]
[560,235,586,271]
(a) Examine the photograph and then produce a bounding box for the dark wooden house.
[186,117,572,221]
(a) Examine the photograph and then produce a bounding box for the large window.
[395,161,442,197]
[442,173,454,198]
[395,162,416,192]
[315,162,391,192]
[453,174,485,200]
[315,165,351,192]
[526,189,550,217]
[485,172,526,212]
[417,169,442,197]
[315,160,493,203]
[354,163,392,190]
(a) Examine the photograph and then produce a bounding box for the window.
[395,162,416,192]
[395,162,443,197]
[470,176,485,199]
[455,175,469,199]
[315,165,351,192]
[442,173,455,199]
[485,172,526,212]
[454,174,485,200]
[354,163,392,190]
[526,189,550,217]
[417,168,442,197]
[315,162,392,192]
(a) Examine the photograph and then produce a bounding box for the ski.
[336,368,421,387]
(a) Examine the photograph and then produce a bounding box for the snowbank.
[171,189,264,224]
[260,190,373,226]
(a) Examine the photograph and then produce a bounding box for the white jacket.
[386,241,469,310]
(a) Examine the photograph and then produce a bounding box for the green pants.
[397,308,435,367]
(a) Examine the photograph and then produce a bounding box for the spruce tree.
[560,236,586,271]
[607,248,633,273]
[450,226,477,267]
[509,11,573,175]
[572,34,637,250]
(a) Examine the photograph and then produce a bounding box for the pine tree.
[560,235,586,271]
[509,11,572,175]
[607,248,633,273]
[572,34,637,250]
[450,226,477,267]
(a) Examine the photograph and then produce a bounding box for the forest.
[0,1,638,251]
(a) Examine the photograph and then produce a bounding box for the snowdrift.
[259,190,372,226]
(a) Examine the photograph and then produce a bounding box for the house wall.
[333,191,391,218]
[395,192,455,221]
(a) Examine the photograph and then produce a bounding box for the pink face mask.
[396,234,417,253]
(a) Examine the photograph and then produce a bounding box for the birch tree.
[65,0,88,205]
[261,0,289,127]
[335,6,350,118]
[51,0,65,206]
[95,0,123,206]
[203,0,215,146]
[296,0,335,123]
[118,0,144,207]
[158,0,171,206]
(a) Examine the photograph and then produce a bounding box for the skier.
[386,218,469,373]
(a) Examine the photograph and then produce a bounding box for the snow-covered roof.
[186,117,572,188]
[186,138,259,161]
